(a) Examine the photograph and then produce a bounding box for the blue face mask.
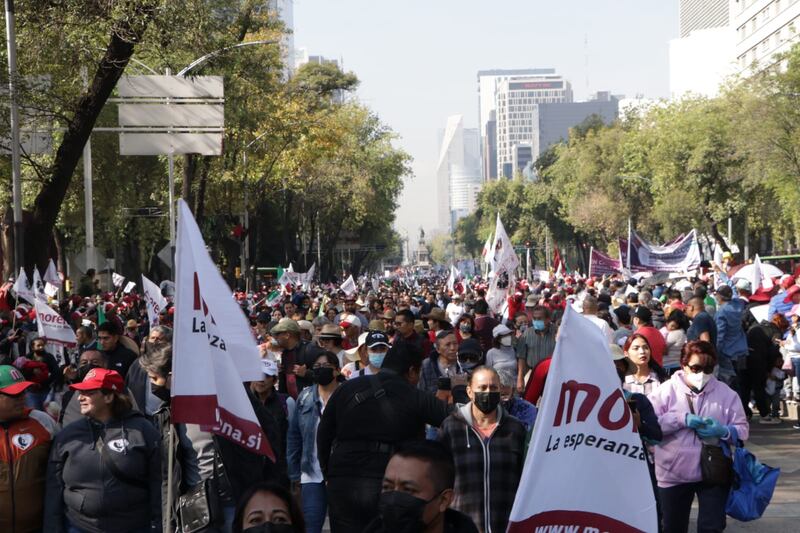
[532,320,546,331]
[368,350,386,368]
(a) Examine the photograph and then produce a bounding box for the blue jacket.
[767,291,793,321]
[287,384,322,482]
[715,299,748,360]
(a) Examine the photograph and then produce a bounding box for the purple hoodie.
[647,370,749,488]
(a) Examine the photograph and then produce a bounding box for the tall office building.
[670,0,734,98]
[436,115,481,232]
[477,69,555,180]
[495,73,572,179]
[679,0,730,36]
[531,92,620,158]
[258,0,295,75]
[732,0,800,71]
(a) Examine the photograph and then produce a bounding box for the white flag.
[482,232,494,266]
[486,214,518,313]
[123,281,137,294]
[13,268,34,304]
[340,275,356,296]
[44,259,62,288]
[446,265,459,293]
[508,306,657,532]
[302,263,316,291]
[142,275,168,327]
[112,272,126,288]
[172,200,275,459]
[750,254,774,292]
[34,299,77,347]
[31,268,45,299]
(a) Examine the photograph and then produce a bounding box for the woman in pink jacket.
[648,340,748,533]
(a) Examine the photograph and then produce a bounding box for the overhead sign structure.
[116,75,224,156]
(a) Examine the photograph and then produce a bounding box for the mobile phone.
[437,377,452,391]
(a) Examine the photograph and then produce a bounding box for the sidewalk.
[690,407,800,532]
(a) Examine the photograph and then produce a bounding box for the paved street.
[690,403,800,532]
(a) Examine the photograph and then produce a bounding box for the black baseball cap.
[365,331,390,348]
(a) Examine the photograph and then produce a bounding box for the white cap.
[492,324,513,338]
[344,332,369,362]
[261,358,279,377]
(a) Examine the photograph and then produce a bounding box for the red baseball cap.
[70,368,125,392]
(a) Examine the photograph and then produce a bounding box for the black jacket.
[317,370,450,479]
[363,507,479,533]
[103,343,138,378]
[125,358,149,416]
[43,410,162,533]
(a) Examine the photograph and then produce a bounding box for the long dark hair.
[623,333,668,382]
[233,482,304,533]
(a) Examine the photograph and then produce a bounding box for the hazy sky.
[293,0,678,246]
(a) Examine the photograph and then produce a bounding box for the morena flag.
[507,306,657,532]
[171,199,274,461]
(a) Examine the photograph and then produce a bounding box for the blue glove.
[685,413,705,429]
[696,417,728,439]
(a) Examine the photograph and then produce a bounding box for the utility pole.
[5,0,23,272]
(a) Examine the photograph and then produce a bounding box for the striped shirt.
[515,326,557,369]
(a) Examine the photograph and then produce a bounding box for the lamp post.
[4,0,22,273]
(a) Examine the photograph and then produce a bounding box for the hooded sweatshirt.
[439,402,526,533]
[647,370,748,488]
[43,409,161,533]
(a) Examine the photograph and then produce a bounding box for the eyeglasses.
[312,363,334,369]
[687,364,714,374]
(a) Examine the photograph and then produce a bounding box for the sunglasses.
[687,364,714,374]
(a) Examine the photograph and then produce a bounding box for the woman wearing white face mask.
[647,340,749,533]
[485,324,517,375]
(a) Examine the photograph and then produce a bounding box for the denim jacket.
[287,384,322,481]
[715,299,748,360]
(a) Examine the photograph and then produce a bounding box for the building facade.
[680,0,731,36]
[436,115,481,232]
[531,93,620,159]
[477,69,555,181]
[495,73,572,179]
[732,0,800,71]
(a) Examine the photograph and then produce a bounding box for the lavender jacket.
[647,371,749,488]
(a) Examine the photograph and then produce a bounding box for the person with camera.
[647,340,749,533]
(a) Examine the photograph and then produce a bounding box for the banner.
[619,229,701,273]
[487,214,519,313]
[34,299,76,347]
[13,268,34,304]
[112,272,126,288]
[172,200,275,460]
[589,247,621,277]
[142,275,168,327]
[508,307,657,532]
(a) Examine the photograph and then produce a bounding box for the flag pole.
[588,246,593,278]
[165,423,175,530]
[626,217,632,270]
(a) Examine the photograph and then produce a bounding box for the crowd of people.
[0,260,796,533]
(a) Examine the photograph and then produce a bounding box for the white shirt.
[445,302,464,325]
[583,314,614,344]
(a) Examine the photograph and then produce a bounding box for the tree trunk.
[710,221,731,254]
[24,3,156,271]
[194,157,211,224]
[182,154,196,211]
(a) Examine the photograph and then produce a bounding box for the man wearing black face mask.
[58,349,112,426]
[439,366,525,533]
[364,441,478,533]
